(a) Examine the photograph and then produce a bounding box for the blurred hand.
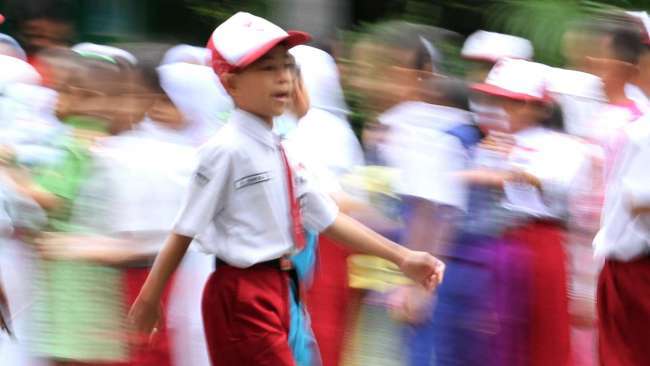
[479,131,516,155]
[127,296,163,347]
[399,250,445,291]
[35,233,78,260]
[505,169,542,189]
[390,285,434,324]
[0,145,15,166]
[569,295,596,328]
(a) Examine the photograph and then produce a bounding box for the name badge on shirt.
[235,172,271,190]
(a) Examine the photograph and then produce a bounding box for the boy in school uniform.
[128,12,445,366]
[591,16,650,366]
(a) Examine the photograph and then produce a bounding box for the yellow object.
[348,254,413,292]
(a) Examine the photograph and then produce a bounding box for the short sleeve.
[519,138,589,217]
[294,163,339,233]
[385,128,468,210]
[173,142,233,237]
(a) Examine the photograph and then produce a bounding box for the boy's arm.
[322,213,445,290]
[128,232,193,334]
[37,232,167,265]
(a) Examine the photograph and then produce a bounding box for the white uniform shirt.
[625,83,650,113]
[70,133,196,254]
[286,108,364,178]
[546,67,606,139]
[502,127,588,219]
[379,102,470,210]
[173,109,339,268]
[593,117,650,261]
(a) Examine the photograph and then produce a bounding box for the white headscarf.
[289,45,349,118]
[0,34,26,61]
[0,55,40,89]
[0,56,42,130]
[286,46,364,179]
[155,62,233,144]
[161,45,211,66]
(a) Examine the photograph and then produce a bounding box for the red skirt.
[305,236,350,366]
[597,256,650,366]
[504,221,571,366]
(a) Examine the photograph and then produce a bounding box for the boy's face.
[56,66,153,135]
[347,40,418,114]
[225,45,295,121]
[19,18,72,55]
[498,97,547,132]
[591,35,638,87]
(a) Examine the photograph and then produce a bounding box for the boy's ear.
[220,72,237,97]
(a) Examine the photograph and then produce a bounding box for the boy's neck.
[604,82,632,105]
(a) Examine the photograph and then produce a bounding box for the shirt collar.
[231,109,279,148]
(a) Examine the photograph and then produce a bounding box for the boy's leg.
[202,265,296,366]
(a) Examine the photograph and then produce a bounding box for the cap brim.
[235,30,311,71]
[472,83,544,102]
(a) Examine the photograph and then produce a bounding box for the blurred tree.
[483,0,628,65]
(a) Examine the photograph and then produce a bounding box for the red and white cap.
[472,58,550,102]
[462,30,533,63]
[206,12,311,76]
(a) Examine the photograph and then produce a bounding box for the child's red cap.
[206,12,311,76]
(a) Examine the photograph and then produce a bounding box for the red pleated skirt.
[504,220,571,366]
[305,235,350,366]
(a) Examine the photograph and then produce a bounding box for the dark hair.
[421,77,470,110]
[364,21,453,72]
[62,52,134,96]
[610,24,643,64]
[540,101,565,132]
[119,43,170,94]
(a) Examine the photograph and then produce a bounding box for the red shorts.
[202,264,295,366]
[597,256,650,366]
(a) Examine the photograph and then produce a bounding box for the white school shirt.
[546,67,606,139]
[378,102,470,210]
[593,117,650,261]
[502,127,588,219]
[286,108,364,178]
[173,109,339,268]
[70,132,196,255]
[625,83,650,113]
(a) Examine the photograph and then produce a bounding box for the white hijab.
[155,62,233,145]
[289,45,349,118]
[286,46,364,179]
[161,45,211,66]
[0,34,26,61]
[0,56,42,129]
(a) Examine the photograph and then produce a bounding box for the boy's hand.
[127,296,163,346]
[399,250,445,291]
[389,285,434,324]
